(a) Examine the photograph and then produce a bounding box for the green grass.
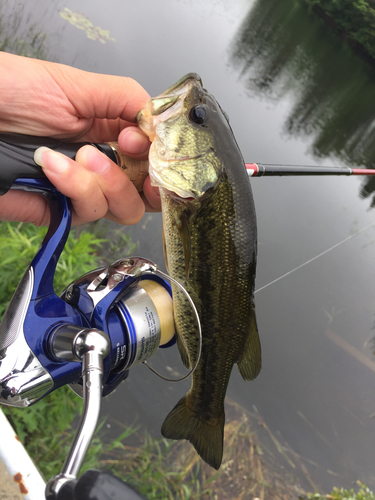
[0,0,48,59]
[0,221,106,316]
[302,482,375,500]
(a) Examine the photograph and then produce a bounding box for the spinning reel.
[0,133,201,499]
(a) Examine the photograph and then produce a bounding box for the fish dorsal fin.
[237,307,262,381]
[177,211,191,279]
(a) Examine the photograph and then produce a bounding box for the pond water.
[3,0,375,495]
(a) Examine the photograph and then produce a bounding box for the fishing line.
[254,220,375,294]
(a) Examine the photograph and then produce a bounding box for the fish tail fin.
[237,307,262,381]
[161,394,224,470]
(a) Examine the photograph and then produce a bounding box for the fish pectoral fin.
[162,225,169,273]
[161,394,225,470]
[177,212,191,279]
[237,307,262,381]
[176,331,191,369]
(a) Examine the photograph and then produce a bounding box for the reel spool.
[56,257,176,397]
[60,257,201,397]
[112,278,175,369]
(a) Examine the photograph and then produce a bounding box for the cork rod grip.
[107,141,149,192]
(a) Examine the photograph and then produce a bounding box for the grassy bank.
[303,483,375,500]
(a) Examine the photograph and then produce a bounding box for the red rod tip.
[245,163,259,176]
[352,169,375,175]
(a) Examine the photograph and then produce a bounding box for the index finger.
[35,145,145,225]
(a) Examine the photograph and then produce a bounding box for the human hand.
[0,52,160,225]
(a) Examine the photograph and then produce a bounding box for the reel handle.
[0,132,149,195]
[51,470,146,500]
[45,327,110,500]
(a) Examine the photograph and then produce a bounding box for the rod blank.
[246,163,375,177]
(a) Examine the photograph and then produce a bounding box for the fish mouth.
[152,74,202,116]
[137,73,203,132]
[159,73,202,97]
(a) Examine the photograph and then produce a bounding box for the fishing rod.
[0,134,374,191]
[245,163,375,177]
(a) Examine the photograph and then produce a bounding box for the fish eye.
[189,105,208,125]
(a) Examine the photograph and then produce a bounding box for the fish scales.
[137,73,261,470]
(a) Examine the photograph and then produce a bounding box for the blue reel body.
[0,177,174,406]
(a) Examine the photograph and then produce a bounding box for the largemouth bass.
[137,74,261,470]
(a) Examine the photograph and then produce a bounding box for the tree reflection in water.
[230,0,375,205]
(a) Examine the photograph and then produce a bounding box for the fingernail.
[121,128,150,156]
[34,147,69,173]
[80,145,111,174]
